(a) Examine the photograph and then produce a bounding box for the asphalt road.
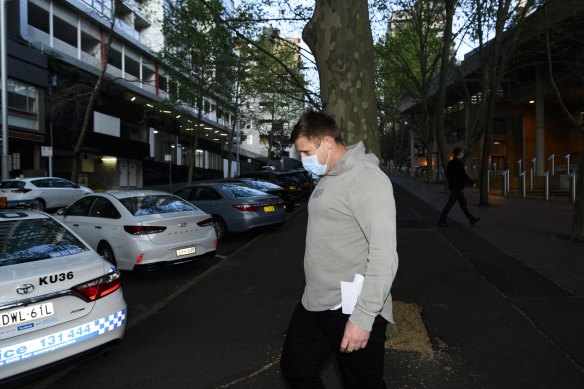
[16,181,584,388]
[21,205,307,389]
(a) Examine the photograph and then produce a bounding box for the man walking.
[438,147,480,227]
[281,109,398,388]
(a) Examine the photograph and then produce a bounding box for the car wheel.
[212,217,227,240]
[97,242,117,267]
[31,198,46,211]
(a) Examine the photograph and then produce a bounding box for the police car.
[0,210,127,384]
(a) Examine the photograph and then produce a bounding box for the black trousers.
[281,302,388,389]
[439,190,476,223]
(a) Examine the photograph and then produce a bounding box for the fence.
[388,151,579,203]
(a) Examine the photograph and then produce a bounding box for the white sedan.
[0,209,126,384]
[0,177,93,211]
[55,190,217,271]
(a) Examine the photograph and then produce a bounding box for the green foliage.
[239,27,306,154]
[375,0,446,165]
[161,0,235,111]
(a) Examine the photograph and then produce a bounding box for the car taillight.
[124,225,167,235]
[72,270,122,302]
[12,188,31,193]
[197,218,215,227]
[277,200,285,208]
[232,204,261,212]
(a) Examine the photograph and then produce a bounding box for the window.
[0,218,89,267]
[219,184,266,198]
[51,178,78,188]
[67,196,96,216]
[28,2,49,34]
[31,179,53,188]
[194,187,221,201]
[90,198,121,219]
[174,188,194,201]
[6,79,37,115]
[119,195,195,216]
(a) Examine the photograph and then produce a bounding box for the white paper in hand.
[340,274,364,314]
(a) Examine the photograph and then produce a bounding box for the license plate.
[1,302,54,329]
[263,205,275,212]
[176,246,196,256]
[289,186,297,190]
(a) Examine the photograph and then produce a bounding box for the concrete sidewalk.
[387,177,584,388]
[390,175,584,298]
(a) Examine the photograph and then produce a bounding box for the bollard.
[565,154,571,175]
[544,171,549,200]
[487,170,491,193]
[502,170,509,196]
[517,159,522,177]
[520,171,527,198]
[570,172,576,203]
[548,154,555,176]
[530,168,534,191]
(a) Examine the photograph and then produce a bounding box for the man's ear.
[322,136,334,150]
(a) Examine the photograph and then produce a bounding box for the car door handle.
[72,223,79,227]
[94,226,102,229]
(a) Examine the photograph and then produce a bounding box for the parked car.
[218,178,295,212]
[54,190,217,271]
[0,209,126,384]
[284,169,315,198]
[174,182,286,240]
[238,171,304,202]
[0,177,93,212]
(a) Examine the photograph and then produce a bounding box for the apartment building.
[2,0,262,188]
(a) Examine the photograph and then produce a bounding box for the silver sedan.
[55,190,217,271]
[174,182,286,240]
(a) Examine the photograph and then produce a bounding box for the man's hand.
[340,320,370,353]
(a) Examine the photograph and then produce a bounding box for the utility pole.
[1,0,9,180]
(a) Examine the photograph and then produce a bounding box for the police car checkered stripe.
[0,309,126,368]
[96,310,126,335]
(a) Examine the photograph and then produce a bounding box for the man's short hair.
[453,147,462,157]
[290,108,344,145]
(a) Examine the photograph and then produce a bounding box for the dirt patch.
[385,301,434,359]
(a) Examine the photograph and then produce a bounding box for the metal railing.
[389,151,577,204]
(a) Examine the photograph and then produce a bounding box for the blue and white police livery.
[0,210,127,383]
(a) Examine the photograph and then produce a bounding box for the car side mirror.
[56,207,67,216]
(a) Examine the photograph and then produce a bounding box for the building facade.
[1,0,265,189]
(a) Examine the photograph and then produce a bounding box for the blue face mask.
[301,143,329,177]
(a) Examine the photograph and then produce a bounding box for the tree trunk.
[572,141,584,242]
[303,0,379,155]
[434,0,455,189]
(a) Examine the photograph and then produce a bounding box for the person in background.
[281,109,398,389]
[438,147,480,227]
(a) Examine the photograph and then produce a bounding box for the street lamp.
[1,0,9,180]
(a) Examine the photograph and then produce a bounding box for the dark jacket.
[446,157,473,191]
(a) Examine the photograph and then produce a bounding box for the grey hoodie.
[301,142,398,331]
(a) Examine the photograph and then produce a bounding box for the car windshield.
[119,194,197,216]
[0,181,25,189]
[219,184,268,198]
[0,218,90,267]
